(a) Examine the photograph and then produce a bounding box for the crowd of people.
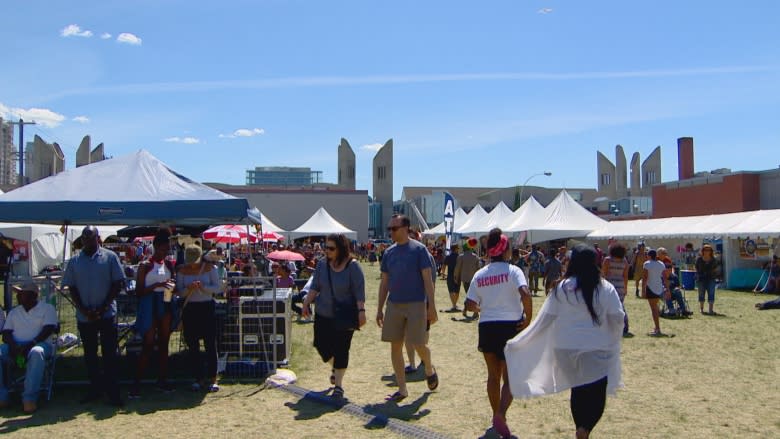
[0,218,773,439]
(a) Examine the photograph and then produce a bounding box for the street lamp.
[515,171,552,209]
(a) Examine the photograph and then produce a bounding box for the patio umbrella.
[202,224,258,244]
[260,231,285,242]
[266,250,305,261]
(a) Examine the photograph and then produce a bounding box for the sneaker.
[622,331,635,338]
[208,383,220,393]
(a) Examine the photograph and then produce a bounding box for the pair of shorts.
[644,287,662,299]
[478,320,522,361]
[447,279,461,293]
[381,301,428,345]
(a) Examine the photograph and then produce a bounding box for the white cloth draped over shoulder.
[504,278,625,398]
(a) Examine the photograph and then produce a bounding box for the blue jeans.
[665,288,689,314]
[0,342,53,403]
[698,279,716,303]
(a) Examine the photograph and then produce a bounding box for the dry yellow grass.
[1,262,778,438]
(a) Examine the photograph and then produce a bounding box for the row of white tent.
[257,207,357,241]
[425,190,607,244]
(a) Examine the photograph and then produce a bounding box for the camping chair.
[660,287,691,318]
[3,327,60,402]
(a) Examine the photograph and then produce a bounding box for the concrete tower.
[615,145,628,197]
[372,139,393,233]
[77,135,106,167]
[630,152,641,195]
[26,135,64,183]
[337,138,356,190]
[596,151,616,199]
[641,146,662,196]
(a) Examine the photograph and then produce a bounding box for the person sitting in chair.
[0,281,58,413]
[663,262,693,317]
[757,255,779,293]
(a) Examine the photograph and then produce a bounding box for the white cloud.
[219,128,265,138]
[117,32,142,45]
[61,24,93,38]
[0,102,66,128]
[72,116,90,124]
[100,33,112,40]
[164,136,200,144]
[360,143,383,152]
[538,8,553,14]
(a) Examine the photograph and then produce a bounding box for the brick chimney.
[677,137,694,180]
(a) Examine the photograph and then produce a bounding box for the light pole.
[515,171,552,209]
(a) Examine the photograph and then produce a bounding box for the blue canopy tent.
[0,149,260,226]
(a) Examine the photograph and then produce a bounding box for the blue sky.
[1,0,778,198]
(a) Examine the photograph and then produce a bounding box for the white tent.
[525,190,608,244]
[454,205,489,234]
[0,223,125,276]
[424,207,468,236]
[458,201,515,235]
[256,210,286,233]
[289,207,357,240]
[502,196,547,232]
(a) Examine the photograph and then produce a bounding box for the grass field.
[1,262,779,438]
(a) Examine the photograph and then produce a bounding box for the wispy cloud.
[538,8,553,14]
[0,102,66,128]
[219,128,265,138]
[164,136,200,144]
[39,65,777,101]
[360,143,383,152]
[100,33,112,40]
[117,32,142,45]
[72,116,90,124]
[61,24,93,38]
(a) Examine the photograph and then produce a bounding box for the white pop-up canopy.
[454,204,488,234]
[525,190,608,244]
[255,210,286,233]
[502,196,547,232]
[424,207,468,236]
[289,207,357,240]
[458,201,515,235]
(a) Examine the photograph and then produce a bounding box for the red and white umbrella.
[202,225,258,244]
[260,231,285,242]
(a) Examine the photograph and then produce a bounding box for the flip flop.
[386,391,407,402]
[332,386,344,400]
[426,368,439,391]
[492,414,512,439]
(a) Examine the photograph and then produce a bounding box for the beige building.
[372,139,393,232]
[0,118,17,186]
[337,138,356,190]
[76,135,106,167]
[25,135,64,184]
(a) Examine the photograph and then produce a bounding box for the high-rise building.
[372,139,393,235]
[245,166,323,186]
[0,118,17,186]
[25,135,65,183]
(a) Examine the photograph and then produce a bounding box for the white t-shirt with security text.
[466,262,527,322]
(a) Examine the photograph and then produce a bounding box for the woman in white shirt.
[505,244,625,439]
[465,228,532,439]
[642,249,667,336]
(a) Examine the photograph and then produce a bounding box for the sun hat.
[12,280,39,294]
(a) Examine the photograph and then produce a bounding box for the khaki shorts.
[381,301,428,345]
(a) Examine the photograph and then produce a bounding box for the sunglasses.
[325,246,337,251]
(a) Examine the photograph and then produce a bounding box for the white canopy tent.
[255,210,286,233]
[424,207,468,237]
[454,204,488,234]
[0,223,126,277]
[288,207,357,240]
[502,196,547,232]
[458,201,515,235]
[525,190,608,244]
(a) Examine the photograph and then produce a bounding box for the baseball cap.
[12,281,40,294]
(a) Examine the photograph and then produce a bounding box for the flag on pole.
[443,192,455,255]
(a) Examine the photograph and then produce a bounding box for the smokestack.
[677,137,694,180]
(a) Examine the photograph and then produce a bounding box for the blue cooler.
[680,270,696,290]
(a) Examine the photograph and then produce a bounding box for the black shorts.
[645,287,663,299]
[447,279,461,293]
[478,320,522,361]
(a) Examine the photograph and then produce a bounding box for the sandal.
[332,386,344,400]
[386,391,407,402]
[426,368,439,391]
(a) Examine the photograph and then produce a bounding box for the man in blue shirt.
[62,226,125,407]
[376,214,438,402]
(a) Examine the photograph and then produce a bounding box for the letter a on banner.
[443,192,455,255]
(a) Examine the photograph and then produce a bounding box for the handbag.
[327,260,359,331]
